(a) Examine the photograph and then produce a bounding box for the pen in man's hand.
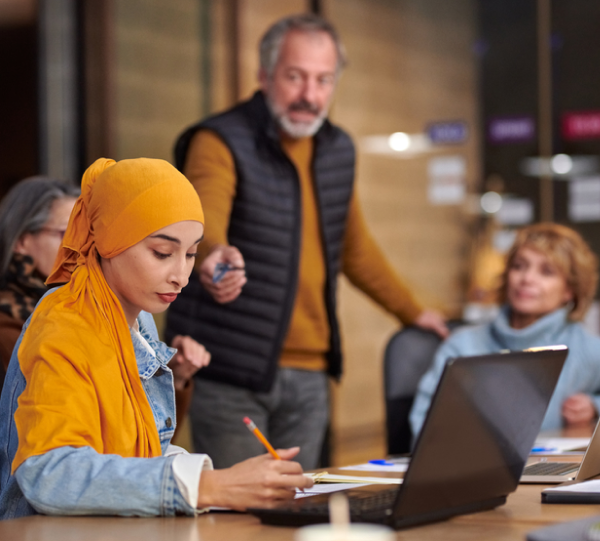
[212,262,245,284]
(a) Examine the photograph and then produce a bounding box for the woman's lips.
[513,290,537,299]
[157,293,178,303]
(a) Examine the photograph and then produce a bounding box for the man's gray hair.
[259,13,347,78]
[0,176,80,277]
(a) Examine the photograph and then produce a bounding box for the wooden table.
[1,480,599,541]
[2,425,597,541]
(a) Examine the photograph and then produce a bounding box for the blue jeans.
[190,369,329,470]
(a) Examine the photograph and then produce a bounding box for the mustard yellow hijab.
[13,158,204,472]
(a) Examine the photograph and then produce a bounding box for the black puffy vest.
[166,91,355,392]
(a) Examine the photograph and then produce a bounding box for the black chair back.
[384,321,464,454]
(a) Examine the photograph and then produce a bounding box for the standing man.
[166,13,447,469]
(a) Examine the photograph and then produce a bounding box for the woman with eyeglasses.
[0,177,80,382]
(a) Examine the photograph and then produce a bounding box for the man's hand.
[196,447,314,511]
[414,309,449,339]
[199,244,247,303]
[169,335,211,391]
[562,393,598,426]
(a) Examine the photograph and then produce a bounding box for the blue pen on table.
[368,459,395,466]
[212,262,245,283]
[531,447,558,453]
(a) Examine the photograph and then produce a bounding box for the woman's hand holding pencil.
[196,416,313,511]
[197,446,313,511]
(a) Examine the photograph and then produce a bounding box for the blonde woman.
[410,223,600,439]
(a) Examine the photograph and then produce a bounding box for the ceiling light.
[388,132,410,152]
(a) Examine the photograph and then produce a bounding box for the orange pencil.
[243,417,281,459]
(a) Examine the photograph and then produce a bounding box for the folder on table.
[542,478,600,504]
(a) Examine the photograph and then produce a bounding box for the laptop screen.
[393,348,567,521]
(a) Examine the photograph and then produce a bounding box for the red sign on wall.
[562,111,600,140]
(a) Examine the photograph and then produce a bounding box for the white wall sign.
[497,198,533,226]
[569,176,600,222]
[427,156,466,205]
[493,229,517,253]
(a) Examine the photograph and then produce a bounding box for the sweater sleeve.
[182,129,237,266]
[341,193,424,324]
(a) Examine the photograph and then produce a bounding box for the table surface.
[1,472,599,541]
[1,427,597,541]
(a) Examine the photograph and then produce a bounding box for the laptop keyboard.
[522,462,579,476]
[298,487,398,519]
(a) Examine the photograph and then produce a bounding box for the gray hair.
[259,13,347,78]
[0,176,80,277]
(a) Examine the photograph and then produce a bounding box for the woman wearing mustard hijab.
[0,158,311,519]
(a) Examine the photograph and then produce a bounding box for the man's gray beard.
[276,111,327,138]
[266,97,328,138]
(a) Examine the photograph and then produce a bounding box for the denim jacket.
[0,295,197,519]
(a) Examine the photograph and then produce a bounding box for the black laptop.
[248,346,568,530]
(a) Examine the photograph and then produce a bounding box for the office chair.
[384,321,464,455]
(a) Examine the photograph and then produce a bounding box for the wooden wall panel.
[236,0,306,100]
[113,0,202,161]
[210,0,237,112]
[327,0,479,465]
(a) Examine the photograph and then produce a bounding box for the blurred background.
[2,0,600,465]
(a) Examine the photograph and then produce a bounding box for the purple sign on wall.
[487,115,536,144]
[426,121,468,145]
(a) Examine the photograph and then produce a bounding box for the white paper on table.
[544,480,600,493]
[532,437,590,454]
[295,483,369,499]
[339,463,408,473]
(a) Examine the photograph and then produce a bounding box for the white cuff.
[165,444,189,457]
[172,453,213,511]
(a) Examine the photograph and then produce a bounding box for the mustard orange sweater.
[184,129,424,371]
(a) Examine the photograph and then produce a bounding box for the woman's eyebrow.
[150,234,180,245]
[149,234,204,245]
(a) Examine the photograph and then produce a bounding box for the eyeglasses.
[36,227,67,240]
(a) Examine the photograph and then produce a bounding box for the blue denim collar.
[131,315,176,380]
